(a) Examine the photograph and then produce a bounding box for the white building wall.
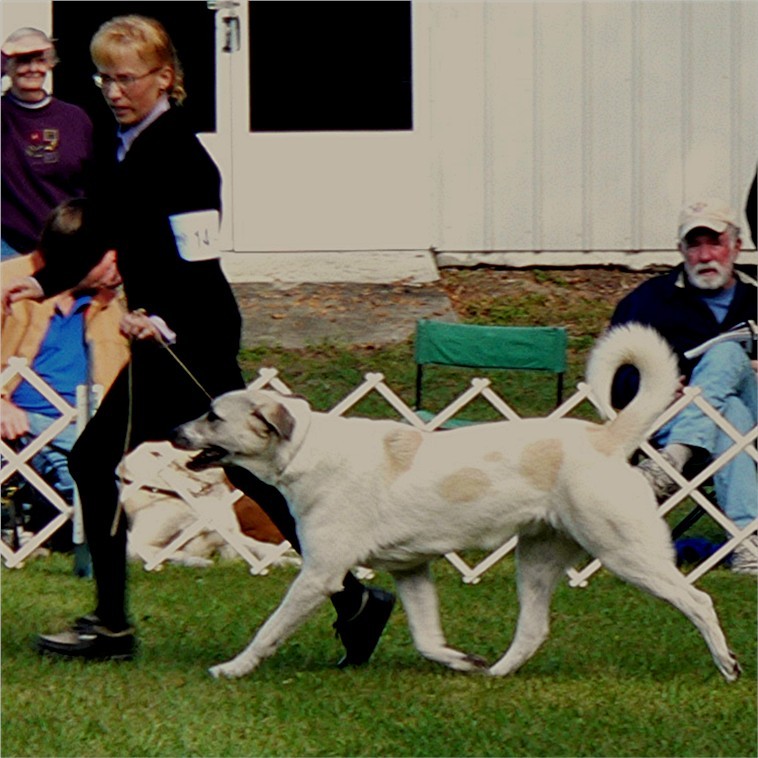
[431,0,758,267]
[3,1,756,267]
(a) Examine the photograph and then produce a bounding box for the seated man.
[610,198,757,575]
[1,199,128,547]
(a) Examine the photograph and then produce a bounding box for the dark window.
[248,0,413,132]
[51,1,216,134]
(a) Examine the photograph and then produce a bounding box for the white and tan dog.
[120,443,300,570]
[174,324,740,682]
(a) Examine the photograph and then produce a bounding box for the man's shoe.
[731,534,758,576]
[637,450,681,501]
[37,622,136,661]
[333,588,395,668]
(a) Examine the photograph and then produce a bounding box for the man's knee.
[692,342,752,382]
[721,395,757,435]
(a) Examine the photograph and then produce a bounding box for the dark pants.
[68,344,362,631]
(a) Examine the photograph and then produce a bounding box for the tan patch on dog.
[484,451,504,463]
[438,467,492,503]
[519,439,563,491]
[383,429,423,477]
[586,426,618,456]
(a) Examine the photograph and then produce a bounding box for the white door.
[213,1,430,254]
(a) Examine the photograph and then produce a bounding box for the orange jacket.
[1,255,129,400]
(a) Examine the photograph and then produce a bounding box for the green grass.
[4,270,755,756]
[235,268,617,419]
[2,556,756,757]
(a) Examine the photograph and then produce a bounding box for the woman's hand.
[120,310,163,342]
[2,277,44,316]
[1,398,29,440]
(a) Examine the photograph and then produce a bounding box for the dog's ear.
[251,399,295,441]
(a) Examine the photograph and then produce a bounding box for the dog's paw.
[449,652,489,672]
[721,652,742,683]
[431,646,488,673]
[208,661,245,679]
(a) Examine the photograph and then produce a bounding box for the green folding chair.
[414,320,568,424]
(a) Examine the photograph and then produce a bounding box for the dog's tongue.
[187,446,228,471]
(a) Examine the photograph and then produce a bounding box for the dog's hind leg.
[489,530,583,677]
[564,474,740,682]
[595,547,741,682]
[392,563,488,672]
[208,566,342,679]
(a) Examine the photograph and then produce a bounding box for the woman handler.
[5,15,392,664]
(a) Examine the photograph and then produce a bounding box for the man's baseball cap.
[678,197,738,240]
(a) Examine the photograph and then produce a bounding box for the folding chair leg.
[670,505,706,541]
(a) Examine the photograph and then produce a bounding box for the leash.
[110,320,215,536]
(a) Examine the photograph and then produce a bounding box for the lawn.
[2,556,756,757]
[235,267,651,418]
[2,266,756,757]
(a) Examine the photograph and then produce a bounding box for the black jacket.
[610,264,757,408]
[36,107,243,396]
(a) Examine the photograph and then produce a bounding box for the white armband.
[168,209,221,262]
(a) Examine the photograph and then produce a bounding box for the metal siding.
[4,0,755,258]
[431,0,758,255]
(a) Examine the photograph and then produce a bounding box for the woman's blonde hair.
[90,15,186,104]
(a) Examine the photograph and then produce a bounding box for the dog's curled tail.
[586,323,679,459]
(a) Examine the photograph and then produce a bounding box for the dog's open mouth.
[186,445,229,471]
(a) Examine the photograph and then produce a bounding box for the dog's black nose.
[171,426,191,449]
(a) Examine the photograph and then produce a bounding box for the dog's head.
[173,388,309,481]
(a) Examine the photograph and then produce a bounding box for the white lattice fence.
[240,367,757,585]
[0,360,298,574]
[2,360,756,583]
[1,357,84,568]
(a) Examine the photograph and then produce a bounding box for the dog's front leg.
[489,530,582,677]
[209,568,330,679]
[393,564,488,672]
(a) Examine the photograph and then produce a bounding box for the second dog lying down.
[174,324,740,682]
[119,443,299,570]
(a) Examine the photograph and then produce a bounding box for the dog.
[120,443,300,570]
[174,324,741,682]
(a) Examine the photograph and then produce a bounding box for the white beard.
[684,261,731,290]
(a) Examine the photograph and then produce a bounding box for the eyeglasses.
[92,66,161,91]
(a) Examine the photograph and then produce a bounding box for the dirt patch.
[233,281,456,349]
[231,267,660,349]
[440,266,654,311]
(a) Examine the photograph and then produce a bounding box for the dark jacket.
[36,107,243,396]
[610,264,757,408]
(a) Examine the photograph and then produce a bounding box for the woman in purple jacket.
[1,28,94,259]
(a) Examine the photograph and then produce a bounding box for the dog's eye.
[207,410,222,423]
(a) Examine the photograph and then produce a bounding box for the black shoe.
[36,622,136,661]
[72,613,101,632]
[333,588,395,668]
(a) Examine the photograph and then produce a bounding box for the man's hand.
[1,398,29,440]
[2,277,44,316]
[120,310,163,342]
